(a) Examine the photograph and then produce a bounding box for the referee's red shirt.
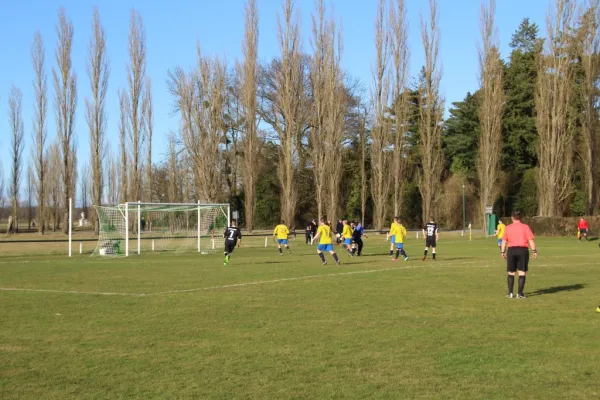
[503,221,534,248]
[578,220,589,230]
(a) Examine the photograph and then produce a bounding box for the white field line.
[0,287,147,297]
[2,259,599,297]
[0,262,486,297]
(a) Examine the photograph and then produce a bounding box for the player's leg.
[317,245,327,265]
[278,240,283,255]
[506,248,517,298]
[345,240,353,256]
[357,238,363,256]
[285,239,291,254]
[328,249,340,265]
[517,249,529,298]
[224,243,234,265]
[432,245,436,260]
[389,235,395,257]
[398,243,408,261]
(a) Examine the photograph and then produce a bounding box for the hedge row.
[499,216,600,237]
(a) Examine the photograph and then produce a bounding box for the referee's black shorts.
[507,247,529,273]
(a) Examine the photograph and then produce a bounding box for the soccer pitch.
[1,236,599,399]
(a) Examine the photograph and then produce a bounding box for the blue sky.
[0,0,548,191]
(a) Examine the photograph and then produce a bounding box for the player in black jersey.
[421,217,439,261]
[223,220,242,266]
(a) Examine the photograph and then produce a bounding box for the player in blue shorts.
[311,217,340,265]
[341,219,354,257]
[273,221,291,255]
[386,216,399,257]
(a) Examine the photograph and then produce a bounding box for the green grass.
[1,235,599,399]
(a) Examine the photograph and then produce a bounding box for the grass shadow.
[527,284,585,297]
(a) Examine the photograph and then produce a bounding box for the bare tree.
[0,165,5,221]
[47,141,63,231]
[117,89,129,203]
[80,163,91,220]
[370,0,392,230]
[168,47,227,203]
[536,0,577,216]
[239,0,259,231]
[167,132,179,203]
[418,0,444,223]
[390,0,410,217]
[127,10,147,203]
[86,6,109,233]
[268,0,304,225]
[358,104,369,226]
[104,148,119,205]
[26,165,34,230]
[8,86,25,234]
[309,0,331,221]
[143,77,153,202]
[31,31,48,234]
[477,0,505,234]
[53,7,78,234]
[578,0,600,215]
[324,15,345,225]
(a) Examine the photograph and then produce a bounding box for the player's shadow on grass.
[586,236,598,242]
[527,284,585,297]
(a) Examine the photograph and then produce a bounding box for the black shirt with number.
[224,226,242,245]
[424,222,438,238]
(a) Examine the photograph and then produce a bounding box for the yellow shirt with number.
[273,224,289,240]
[317,225,333,245]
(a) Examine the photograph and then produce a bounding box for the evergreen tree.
[443,92,480,176]
[502,18,541,172]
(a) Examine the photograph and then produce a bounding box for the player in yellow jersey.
[341,219,354,257]
[495,220,505,252]
[311,217,341,265]
[386,216,400,257]
[273,220,291,255]
[392,218,409,261]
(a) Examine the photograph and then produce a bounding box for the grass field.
[1,235,599,399]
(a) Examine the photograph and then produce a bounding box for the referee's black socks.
[507,275,515,295]
[518,276,526,296]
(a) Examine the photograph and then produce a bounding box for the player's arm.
[237,230,242,247]
[436,228,439,241]
[311,230,321,244]
[223,228,229,239]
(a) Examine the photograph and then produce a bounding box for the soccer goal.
[91,202,230,257]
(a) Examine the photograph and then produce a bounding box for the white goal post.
[92,202,230,257]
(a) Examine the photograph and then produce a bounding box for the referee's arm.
[501,239,508,259]
[529,238,537,259]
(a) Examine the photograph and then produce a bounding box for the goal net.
[91,202,230,257]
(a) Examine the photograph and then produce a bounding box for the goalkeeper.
[273,220,291,255]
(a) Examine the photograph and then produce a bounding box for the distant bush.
[499,216,600,237]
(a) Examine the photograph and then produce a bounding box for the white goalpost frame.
[125,202,129,257]
[124,201,229,257]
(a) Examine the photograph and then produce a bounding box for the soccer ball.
[335,233,341,239]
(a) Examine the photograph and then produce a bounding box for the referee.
[501,211,537,299]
